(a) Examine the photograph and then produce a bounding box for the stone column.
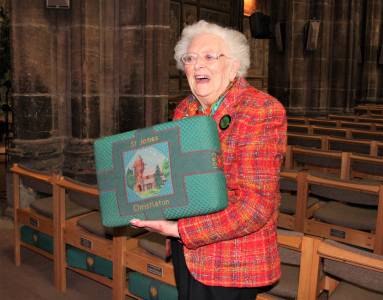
[269,0,365,115]
[62,0,102,182]
[62,0,170,182]
[9,0,69,170]
[361,0,383,102]
[116,0,169,133]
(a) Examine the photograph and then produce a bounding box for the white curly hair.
[174,20,250,77]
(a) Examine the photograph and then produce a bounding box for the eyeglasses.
[180,52,226,65]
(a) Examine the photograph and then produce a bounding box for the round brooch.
[219,115,231,130]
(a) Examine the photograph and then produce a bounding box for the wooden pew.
[257,230,321,300]
[279,170,322,232]
[315,238,383,298]
[302,173,383,254]
[55,176,146,299]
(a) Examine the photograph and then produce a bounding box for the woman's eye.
[205,54,215,61]
[185,56,194,63]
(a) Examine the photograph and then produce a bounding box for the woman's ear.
[229,59,241,81]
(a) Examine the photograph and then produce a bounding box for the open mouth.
[195,74,210,83]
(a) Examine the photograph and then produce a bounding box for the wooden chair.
[287,116,307,124]
[311,126,349,138]
[316,239,383,299]
[55,176,146,299]
[354,104,383,115]
[302,173,383,254]
[308,118,338,127]
[257,230,321,300]
[125,233,176,288]
[328,114,356,122]
[339,120,375,131]
[378,142,383,157]
[287,133,324,150]
[11,163,95,290]
[328,114,383,124]
[357,116,383,124]
[284,146,349,179]
[348,153,383,182]
[350,128,383,141]
[327,136,377,156]
[288,124,310,134]
[278,170,321,232]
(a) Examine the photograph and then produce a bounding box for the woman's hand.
[130,219,180,238]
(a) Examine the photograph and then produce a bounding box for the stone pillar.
[62,0,170,182]
[9,0,69,170]
[269,0,365,115]
[62,0,102,182]
[116,0,169,133]
[328,0,362,112]
[361,0,383,102]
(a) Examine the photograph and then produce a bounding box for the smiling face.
[184,33,240,109]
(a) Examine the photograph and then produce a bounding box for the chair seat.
[267,264,299,299]
[280,193,319,214]
[77,212,146,238]
[313,201,377,231]
[30,196,94,219]
[329,282,383,300]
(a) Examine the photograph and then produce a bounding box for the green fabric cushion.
[95,116,228,227]
[128,271,178,300]
[66,246,112,279]
[20,225,53,254]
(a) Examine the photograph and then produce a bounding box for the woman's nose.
[194,56,206,69]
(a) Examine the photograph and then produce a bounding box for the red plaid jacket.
[173,78,286,287]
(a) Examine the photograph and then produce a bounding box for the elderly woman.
[130,20,286,300]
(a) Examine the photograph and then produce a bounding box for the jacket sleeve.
[178,99,287,250]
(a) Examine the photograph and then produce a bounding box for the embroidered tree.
[162,159,170,178]
[154,165,162,188]
[126,168,135,189]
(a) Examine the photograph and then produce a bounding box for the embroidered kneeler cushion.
[94,115,228,227]
[128,271,178,300]
[20,226,53,254]
[66,246,113,279]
